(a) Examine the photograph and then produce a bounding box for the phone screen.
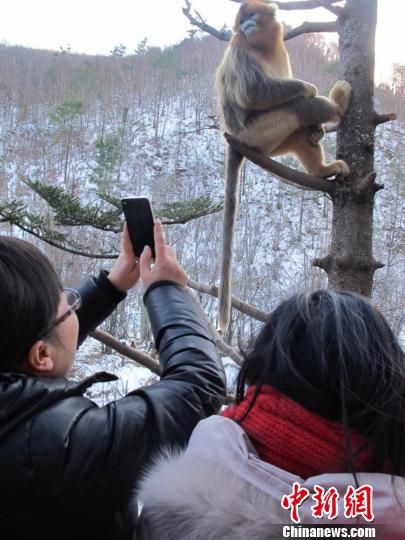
[121,197,155,258]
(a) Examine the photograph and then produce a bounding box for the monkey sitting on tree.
[215,0,351,334]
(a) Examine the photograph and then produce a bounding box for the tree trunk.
[314,0,383,296]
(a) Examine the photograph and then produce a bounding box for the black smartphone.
[121,197,155,258]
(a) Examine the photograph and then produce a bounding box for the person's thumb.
[139,245,152,279]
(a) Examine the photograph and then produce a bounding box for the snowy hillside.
[0,36,403,392]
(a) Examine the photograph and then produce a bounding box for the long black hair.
[0,236,62,371]
[236,290,405,476]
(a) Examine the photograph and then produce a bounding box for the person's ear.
[24,340,54,375]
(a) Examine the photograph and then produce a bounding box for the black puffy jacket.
[0,273,226,540]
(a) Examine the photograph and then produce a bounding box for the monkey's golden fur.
[216,0,352,334]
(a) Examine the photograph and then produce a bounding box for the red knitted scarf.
[222,385,374,478]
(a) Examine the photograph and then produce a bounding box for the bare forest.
[0,32,404,358]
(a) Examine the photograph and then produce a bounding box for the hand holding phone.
[107,222,140,292]
[139,220,188,290]
[121,197,155,258]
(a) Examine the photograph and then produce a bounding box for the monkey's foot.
[308,125,325,146]
[305,82,318,97]
[330,80,352,117]
[317,160,350,178]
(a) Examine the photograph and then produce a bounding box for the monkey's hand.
[240,78,319,111]
[308,125,325,146]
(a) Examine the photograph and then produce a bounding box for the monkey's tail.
[218,147,244,335]
[329,80,352,118]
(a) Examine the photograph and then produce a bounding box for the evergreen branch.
[0,199,117,259]
[96,191,122,209]
[98,192,223,224]
[15,223,115,259]
[0,192,222,258]
[23,179,122,232]
[0,199,26,222]
[158,196,223,224]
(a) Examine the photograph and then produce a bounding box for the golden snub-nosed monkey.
[215,0,351,334]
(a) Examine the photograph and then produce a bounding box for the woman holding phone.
[0,220,226,540]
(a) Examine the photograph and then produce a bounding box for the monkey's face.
[235,2,281,47]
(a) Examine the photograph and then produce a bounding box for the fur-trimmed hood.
[137,416,405,540]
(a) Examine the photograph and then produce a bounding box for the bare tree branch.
[207,319,243,366]
[352,171,384,197]
[276,0,343,11]
[373,260,385,270]
[188,278,268,322]
[312,254,332,271]
[224,133,337,194]
[183,1,340,42]
[325,108,396,134]
[374,112,397,126]
[284,20,338,40]
[183,1,231,41]
[91,328,238,402]
[335,255,385,272]
[353,172,377,196]
[185,287,243,365]
[316,1,343,16]
[372,183,384,194]
[90,329,161,375]
[229,0,343,11]
[313,254,385,273]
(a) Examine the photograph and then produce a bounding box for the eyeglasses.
[40,288,82,339]
[53,288,82,329]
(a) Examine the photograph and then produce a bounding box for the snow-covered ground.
[73,336,240,406]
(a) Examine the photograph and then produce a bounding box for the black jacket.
[0,273,226,540]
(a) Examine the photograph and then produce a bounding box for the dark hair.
[0,236,62,371]
[236,290,405,476]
